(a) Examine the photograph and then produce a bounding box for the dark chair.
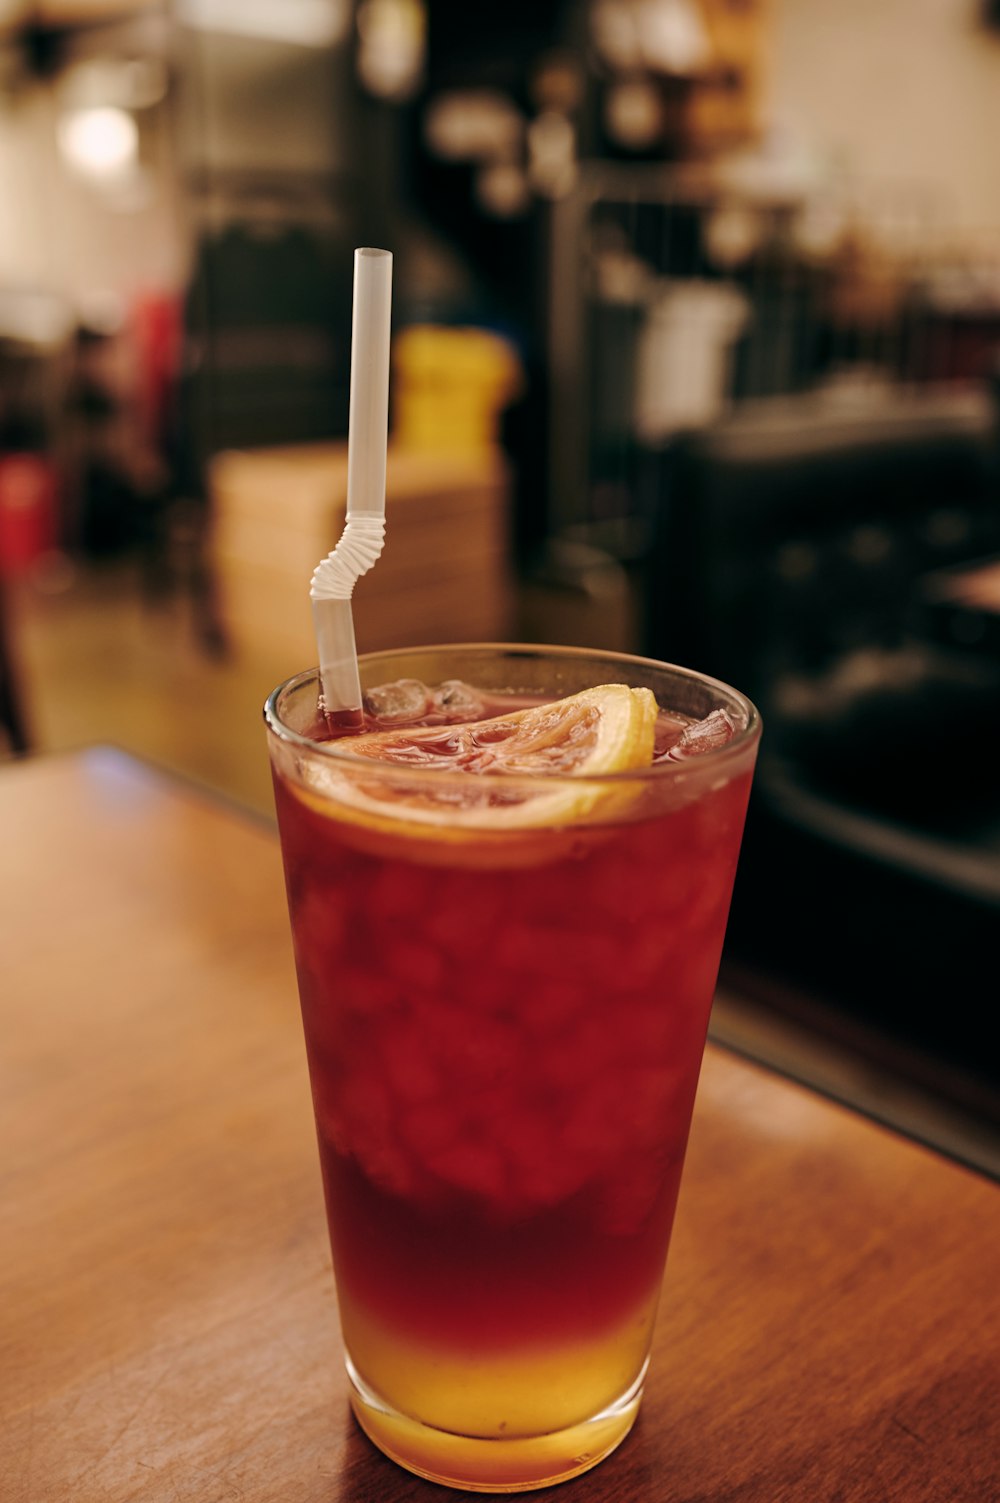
[643,385,1000,1112]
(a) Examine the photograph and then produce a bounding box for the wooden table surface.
[2,749,998,1503]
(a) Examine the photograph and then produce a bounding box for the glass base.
[346,1353,646,1493]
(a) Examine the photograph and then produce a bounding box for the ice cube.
[363,678,431,723]
[670,708,734,758]
[432,679,487,721]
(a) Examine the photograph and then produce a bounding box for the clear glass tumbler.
[265,644,760,1492]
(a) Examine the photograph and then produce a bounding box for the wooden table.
[2,749,998,1502]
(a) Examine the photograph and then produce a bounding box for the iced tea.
[266,645,759,1491]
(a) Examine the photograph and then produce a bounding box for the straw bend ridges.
[310,514,387,602]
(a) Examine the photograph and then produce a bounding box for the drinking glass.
[265,644,760,1492]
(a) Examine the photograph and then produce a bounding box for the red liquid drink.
[265,645,760,1491]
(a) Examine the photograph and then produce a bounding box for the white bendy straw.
[310,247,393,716]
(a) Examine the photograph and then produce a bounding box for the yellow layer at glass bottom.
[341,1291,659,1437]
[339,1293,660,1491]
[347,1349,646,1493]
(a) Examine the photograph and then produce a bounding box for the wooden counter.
[2,750,997,1502]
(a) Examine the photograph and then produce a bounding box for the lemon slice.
[293,684,657,858]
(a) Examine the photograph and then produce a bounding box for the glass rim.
[264,642,761,785]
[261,643,760,787]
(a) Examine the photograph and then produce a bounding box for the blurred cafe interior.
[2,0,999,1169]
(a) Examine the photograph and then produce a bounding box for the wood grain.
[2,750,998,1502]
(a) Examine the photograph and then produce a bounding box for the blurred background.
[2,0,998,1159]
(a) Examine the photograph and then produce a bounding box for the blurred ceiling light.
[357,0,426,103]
[177,0,350,48]
[704,203,763,269]
[603,77,664,151]
[638,0,709,75]
[475,161,530,220]
[57,105,138,182]
[591,0,708,77]
[527,110,577,199]
[590,243,653,305]
[591,0,640,71]
[424,89,523,163]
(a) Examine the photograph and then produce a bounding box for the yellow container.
[392,325,523,455]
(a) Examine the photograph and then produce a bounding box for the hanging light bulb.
[356,0,426,103]
[57,106,138,182]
